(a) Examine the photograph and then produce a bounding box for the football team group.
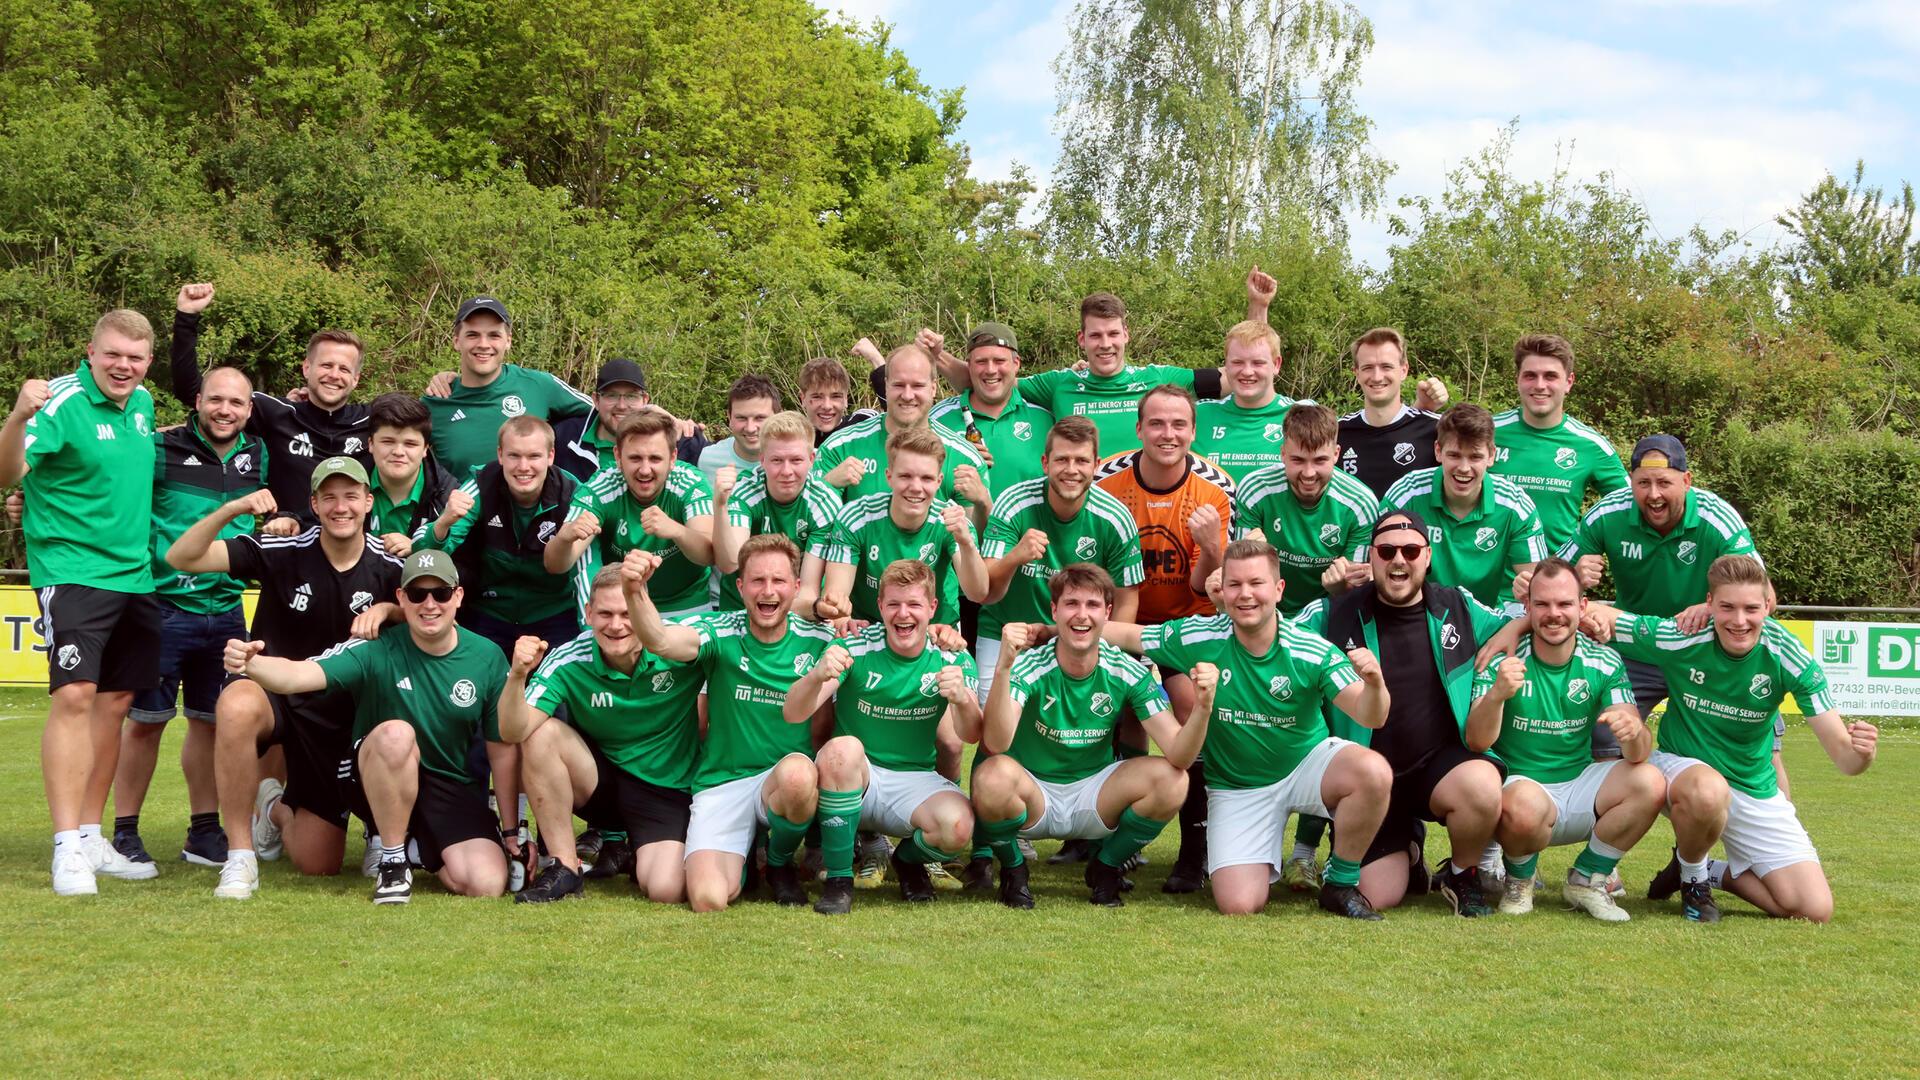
[2,268,1878,922]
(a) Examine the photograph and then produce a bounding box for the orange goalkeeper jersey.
[1093,450,1236,623]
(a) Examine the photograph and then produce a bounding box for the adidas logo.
[488,515,502,527]
[821,816,848,828]
[396,677,413,690]
[183,454,202,466]
[450,409,468,422]
[295,584,313,595]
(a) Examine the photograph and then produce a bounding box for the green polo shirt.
[1491,409,1629,552]
[370,470,428,538]
[1381,468,1547,610]
[929,390,1053,497]
[1016,364,1204,455]
[1556,486,1757,617]
[316,625,508,786]
[525,630,701,792]
[23,362,158,592]
[1232,465,1378,616]
[424,363,594,478]
[1194,395,1304,483]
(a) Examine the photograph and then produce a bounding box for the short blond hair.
[877,559,938,606]
[760,410,814,448]
[1224,319,1281,361]
[92,309,154,347]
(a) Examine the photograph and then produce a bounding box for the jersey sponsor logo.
[451,409,468,422]
[1090,691,1115,716]
[1566,677,1591,704]
[450,678,478,707]
[1392,442,1416,466]
[919,672,940,696]
[56,644,81,670]
[1473,526,1499,552]
[592,691,614,707]
[1268,675,1292,700]
[235,453,254,474]
[1440,623,1461,651]
[1677,539,1698,565]
[183,454,203,467]
[288,432,314,458]
[343,437,364,455]
[1554,447,1578,470]
[396,676,413,690]
[1750,673,1772,699]
[1263,423,1284,442]
[1621,541,1644,560]
[1076,536,1097,559]
[1320,523,1343,548]
[537,521,558,543]
[501,395,527,418]
[349,591,374,614]
[95,423,116,441]
[1013,421,1034,441]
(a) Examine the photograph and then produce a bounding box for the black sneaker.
[583,838,634,880]
[1647,848,1683,901]
[373,861,412,905]
[764,863,808,907]
[960,856,996,894]
[891,852,934,902]
[1161,854,1207,894]
[999,862,1034,910]
[1438,863,1491,918]
[574,828,604,865]
[515,862,585,904]
[1318,882,1384,921]
[1047,837,1093,865]
[1404,837,1431,897]
[1681,880,1722,923]
[113,829,154,865]
[180,827,228,868]
[1085,859,1126,908]
[814,876,854,915]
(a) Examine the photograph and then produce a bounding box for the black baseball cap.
[454,296,511,328]
[596,358,647,393]
[1372,509,1431,543]
[1630,434,1688,472]
[967,322,1019,353]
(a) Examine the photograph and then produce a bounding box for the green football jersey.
[816,492,971,624]
[1232,465,1378,616]
[1003,642,1169,785]
[1141,615,1357,789]
[1474,636,1636,784]
[1491,410,1629,552]
[1194,395,1303,483]
[1016,364,1200,456]
[718,470,842,610]
[1381,468,1547,610]
[149,420,266,615]
[1609,614,1829,798]
[566,461,714,615]
[811,415,987,506]
[525,630,701,791]
[690,611,838,792]
[823,625,977,772]
[424,363,594,478]
[929,390,1053,496]
[1557,486,1757,618]
[977,478,1144,640]
[315,625,508,786]
[23,362,158,592]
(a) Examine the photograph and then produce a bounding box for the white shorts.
[684,757,793,857]
[1503,761,1618,848]
[1015,760,1126,842]
[1648,750,1819,878]
[973,637,1001,706]
[861,764,963,837]
[1205,737,1349,877]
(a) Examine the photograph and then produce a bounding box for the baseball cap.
[400,548,460,589]
[1630,434,1688,472]
[596,358,648,393]
[967,322,1019,354]
[309,456,369,493]
[1371,508,1431,543]
[454,296,512,328]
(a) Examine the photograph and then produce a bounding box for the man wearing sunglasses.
[225,549,514,905]
[1294,510,1515,917]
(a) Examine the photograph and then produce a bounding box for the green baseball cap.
[967,322,1018,354]
[400,548,460,589]
[309,455,370,493]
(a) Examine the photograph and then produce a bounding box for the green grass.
[1,690,1917,1078]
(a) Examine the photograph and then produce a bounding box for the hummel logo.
[488,515,503,527]
[396,677,413,690]
[451,409,468,422]
[183,454,202,466]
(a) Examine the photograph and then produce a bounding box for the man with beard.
[1233,404,1380,618]
[814,344,990,528]
[928,322,1054,496]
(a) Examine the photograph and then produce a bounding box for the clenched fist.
[639,504,682,541]
[176,283,215,314]
[228,488,279,522]
[713,465,737,505]
[1346,647,1384,687]
[935,664,972,704]
[1189,661,1220,697]
[1491,655,1527,701]
[224,639,265,675]
[12,379,50,420]
[1245,266,1277,308]
[1414,377,1449,413]
[1000,622,1036,660]
[561,512,601,546]
[952,465,989,506]
[1012,528,1049,565]
[824,457,867,490]
[621,548,662,589]
[510,635,550,677]
[941,502,973,546]
[816,643,854,680]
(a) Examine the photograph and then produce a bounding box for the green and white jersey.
[1473,636,1636,784]
[1381,468,1547,610]
[424,363,594,478]
[822,625,977,772]
[689,611,838,792]
[815,492,971,624]
[1016,364,1201,456]
[1141,615,1357,789]
[1609,613,1830,798]
[566,462,714,615]
[22,362,158,592]
[525,630,701,792]
[315,625,508,787]
[1194,396,1304,483]
[812,416,987,506]
[929,390,1052,496]
[150,420,266,614]
[1557,487,1757,618]
[1003,642,1168,785]
[1491,410,1629,552]
[978,478,1143,640]
[1232,465,1378,616]
[718,470,842,611]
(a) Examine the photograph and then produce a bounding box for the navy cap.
[454,296,511,328]
[1630,434,1688,472]
[1371,508,1431,542]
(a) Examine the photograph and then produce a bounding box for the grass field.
[2,689,1917,1078]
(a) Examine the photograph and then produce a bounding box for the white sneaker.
[1565,870,1631,922]
[53,849,97,896]
[253,778,285,861]
[1497,871,1534,915]
[84,833,159,880]
[362,833,381,879]
[214,854,260,900]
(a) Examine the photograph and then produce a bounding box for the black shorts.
[578,742,692,847]
[36,584,161,693]
[1359,743,1504,865]
[264,689,356,829]
[347,748,501,873]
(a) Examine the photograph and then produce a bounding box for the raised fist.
[1575,554,1605,590]
[817,643,854,680]
[1013,528,1049,565]
[1001,622,1035,659]
[176,283,215,314]
[824,457,867,490]
[952,465,989,506]
[713,465,737,504]
[1346,647,1384,687]
[510,635,550,677]
[1493,655,1527,701]
[1415,377,1449,413]
[1245,266,1277,307]
[12,379,49,419]
[935,664,972,703]
[231,488,279,521]
[639,504,680,540]
[620,548,662,589]
[941,502,972,545]
[562,512,601,545]
[1189,661,1220,697]
[440,487,475,524]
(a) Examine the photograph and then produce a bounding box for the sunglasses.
[403,585,455,604]
[1373,543,1428,562]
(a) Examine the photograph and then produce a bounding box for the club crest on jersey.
[1554,447,1578,470]
[235,453,254,474]
[651,672,675,693]
[1566,677,1590,704]
[1268,675,1292,700]
[1440,623,1461,650]
[450,679,478,707]
[288,432,315,458]
[1474,527,1499,551]
[343,437,364,455]
[919,672,940,696]
[1013,421,1033,441]
[794,654,812,676]
[1392,442,1416,466]
[349,591,374,614]
[134,413,150,436]
[537,521,558,543]
[57,644,81,670]
[1090,692,1114,716]
[1320,523,1343,548]
[1263,423,1284,442]
[1076,536,1097,559]
[501,395,527,418]
[1677,540,1698,565]
[1750,673,1772,699]
[918,543,936,562]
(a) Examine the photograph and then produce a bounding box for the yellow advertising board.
[0,585,259,687]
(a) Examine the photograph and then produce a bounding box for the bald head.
[196,366,255,447]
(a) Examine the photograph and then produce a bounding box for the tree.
[1777,160,1917,297]
[1045,0,1389,261]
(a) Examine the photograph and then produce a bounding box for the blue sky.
[827,0,1920,269]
